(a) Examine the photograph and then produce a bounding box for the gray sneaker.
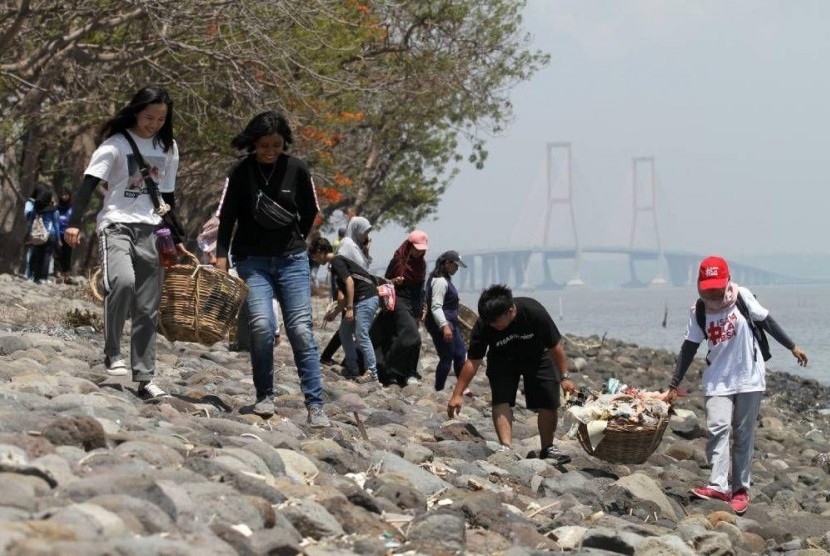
[307,406,331,428]
[105,355,128,377]
[253,395,276,418]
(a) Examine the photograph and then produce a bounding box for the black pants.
[371,300,421,386]
[54,241,72,274]
[28,241,53,283]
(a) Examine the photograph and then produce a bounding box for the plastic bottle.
[156,227,177,268]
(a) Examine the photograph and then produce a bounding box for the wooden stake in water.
[662,302,668,328]
[559,296,564,320]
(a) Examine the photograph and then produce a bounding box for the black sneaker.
[539,445,572,465]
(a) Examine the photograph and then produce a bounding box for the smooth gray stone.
[370,450,451,497]
[277,498,344,540]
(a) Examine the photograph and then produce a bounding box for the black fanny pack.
[253,190,297,230]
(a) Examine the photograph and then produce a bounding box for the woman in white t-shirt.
[64,86,187,400]
[664,256,808,516]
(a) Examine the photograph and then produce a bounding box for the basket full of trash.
[564,379,671,465]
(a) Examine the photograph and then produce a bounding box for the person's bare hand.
[561,378,577,395]
[175,244,193,259]
[442,324,453,342]
[344,308,354,322]
[662,388,678,405]
[791,346,808,367]
[447,394,463,419]
[215,257,228,272]
[64,227,81,248]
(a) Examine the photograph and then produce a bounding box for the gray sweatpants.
[705,391,763,494]
[99,223,161,382]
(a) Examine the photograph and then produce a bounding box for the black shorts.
[485,356,561,410]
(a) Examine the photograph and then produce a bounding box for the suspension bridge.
[454,143,808,292]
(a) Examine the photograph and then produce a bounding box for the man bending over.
[447,284,576,464]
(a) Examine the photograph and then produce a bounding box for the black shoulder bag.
[121,132,186,242]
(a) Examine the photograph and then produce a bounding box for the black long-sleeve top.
[217,153,318,259]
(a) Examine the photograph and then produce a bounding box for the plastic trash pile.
[564,379,671,451]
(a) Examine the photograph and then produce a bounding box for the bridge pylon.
[544,142,583,288]
[628,156,667,287]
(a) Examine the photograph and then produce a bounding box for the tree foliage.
[0,0,547,272]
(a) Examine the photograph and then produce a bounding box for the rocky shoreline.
[1,273,829,555]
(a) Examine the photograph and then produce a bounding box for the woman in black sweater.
[216,111,329,427]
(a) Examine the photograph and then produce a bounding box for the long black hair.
[429,252,453,281]
[98,86,175,152]
[231,111,293,153]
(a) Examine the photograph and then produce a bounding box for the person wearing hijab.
[372,230,429,387]
[664,256,808,516]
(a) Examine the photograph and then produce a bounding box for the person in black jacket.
[215,111,330,427]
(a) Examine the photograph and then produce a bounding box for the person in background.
[319,216,375,367]
[372,230,427,387]
[24,183,60,284]
[215,110,330,427]
[664,256,808,516]
[54,189,74,284]
[332,226,346,253]
[64,86,186,399]
[425,250,472,393]
[329,244,381,383]
[447,284,576,465]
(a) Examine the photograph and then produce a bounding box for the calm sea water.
[460,284,829,386]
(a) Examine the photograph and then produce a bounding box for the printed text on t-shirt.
[495,333,535,347]
[707,313,737,346]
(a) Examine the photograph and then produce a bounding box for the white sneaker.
[105,355,128,377]
[406,376,421,386]
[138,381,167,399]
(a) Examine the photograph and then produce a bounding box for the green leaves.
[0,0,546,271]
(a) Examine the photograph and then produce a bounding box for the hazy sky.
[366,0,830,268]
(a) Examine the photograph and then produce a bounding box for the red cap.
[697,256,730,290]
[408,230,429,250]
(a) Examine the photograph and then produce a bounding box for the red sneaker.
[730,488,749,515]
[690,486,730,502]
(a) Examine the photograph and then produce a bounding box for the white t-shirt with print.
[684,286,770,396]
[84,131,179,232]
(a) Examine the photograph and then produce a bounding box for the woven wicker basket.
[457,302,478,346]
[89,255,248,346]
[575,416,669,465]
[157,255,248,345]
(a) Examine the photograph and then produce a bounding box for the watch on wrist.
[346,306,354,310]
[561,373,571,381]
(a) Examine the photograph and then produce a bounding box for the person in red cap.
[664,255,808,515]
[371,230,429,387]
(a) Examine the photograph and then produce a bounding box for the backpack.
[28,215,49,245]
[695,292,772,361]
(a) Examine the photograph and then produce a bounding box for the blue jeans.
[427,319,467,391]
[339,296,379,376]
[236,253,323,407]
